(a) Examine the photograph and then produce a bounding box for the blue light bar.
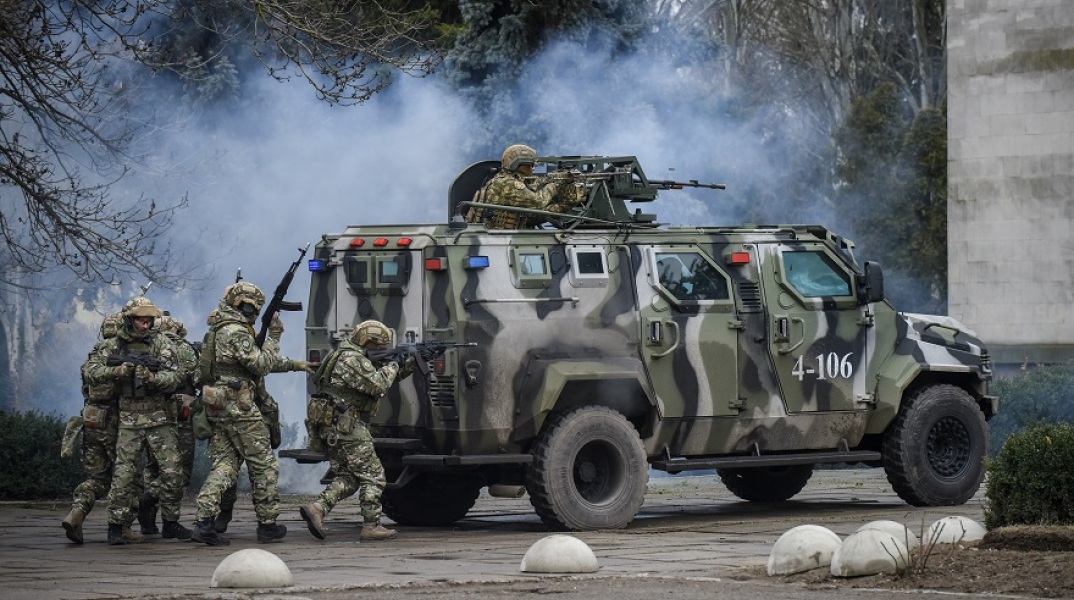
[465,255,490,270]
[308,259,325,271]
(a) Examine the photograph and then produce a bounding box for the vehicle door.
[758,242,871,413]
[634,244,740,418]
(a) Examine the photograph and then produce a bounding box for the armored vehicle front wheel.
[717,465,814,502]
[882,384,988,506]
[525,406,648,530]
[381,473,483,526]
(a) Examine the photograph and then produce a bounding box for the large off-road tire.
[381,473,483,526]
[882,383,989,507]
[525,406,648,530]
[717,465,814,502]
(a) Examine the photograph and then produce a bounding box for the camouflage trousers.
[108,422,183,525]
[313,420,386,523]
[144,421,195,499]
[69,412,134,522]
[195,418,279,524]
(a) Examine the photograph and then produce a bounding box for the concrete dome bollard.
[210,548,294,589]
[520,534,599,573]
[766,524,842,575]
[831,530,908,577]
[856,520,920,552]
[926,516,987,545]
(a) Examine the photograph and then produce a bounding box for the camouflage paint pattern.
[299,155,994,527]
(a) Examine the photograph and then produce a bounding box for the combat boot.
[360,520,397,541]
[137,492,159,535]
[256,522,287,543]
[214,508,233,533]
[162,520,192,540]
[191,518,229,546]
[62,508,85,544]
[107,523,127,546]
[122,525,145,543]
[299,502,327,540]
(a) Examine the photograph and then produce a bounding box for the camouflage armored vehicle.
[284,155,996,531]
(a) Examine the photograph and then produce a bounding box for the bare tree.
[243,0,441,105]
[0,0,445,294]
[0,1,190,292]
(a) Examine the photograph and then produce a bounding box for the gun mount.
[448,155,725,229]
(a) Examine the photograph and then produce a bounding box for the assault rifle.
[107,354,167,390]
[255,243,310,349]
[368,341,477,376]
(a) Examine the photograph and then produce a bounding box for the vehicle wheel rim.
[573,440,623,504]
[926,416,972,479]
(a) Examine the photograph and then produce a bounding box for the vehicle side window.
[655,252,729,302]
[518,253,547,275]
[782,251,851,297]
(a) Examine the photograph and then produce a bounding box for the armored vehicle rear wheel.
[717,465,814,502]
[381,473,482,526]
[525,406,648,530]
[882,384,988,506]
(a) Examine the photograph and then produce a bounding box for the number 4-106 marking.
[792,352,854,381]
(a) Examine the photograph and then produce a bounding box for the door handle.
[776,317,805,355]
[651,321,680,359]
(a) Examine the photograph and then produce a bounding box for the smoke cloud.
[22,26,844,435]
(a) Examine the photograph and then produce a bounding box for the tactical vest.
[315,347,378,413]
[465,181,526,229]
[200,320,256,384]
[116,336,161,408]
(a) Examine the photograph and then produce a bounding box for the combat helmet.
[158,314,187,338]
[100,313,123,339]
[501,144,538,172]
[121,297,162,337]
[222,282,265,319]
[352,320,394,348]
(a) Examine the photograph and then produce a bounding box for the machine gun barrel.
[648,179,727,190]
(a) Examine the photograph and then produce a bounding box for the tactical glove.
[268,314,284,340]
[111,364,133,379]
[135,365,156,385]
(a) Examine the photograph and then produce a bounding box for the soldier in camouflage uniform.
[191,283,307,546]
[199,307,311,535]
[299,320,414,541]
[465,144,580,229]
[138,315,199,535]
[62,313,143,544]
[82,297,190,545]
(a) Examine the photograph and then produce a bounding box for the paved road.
[0,469,987,599]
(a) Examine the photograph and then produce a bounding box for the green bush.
[0,410,83,500]
[989,362,1074,456]
[985,422,1074,528]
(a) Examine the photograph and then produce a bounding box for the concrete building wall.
[948,0,1074,371]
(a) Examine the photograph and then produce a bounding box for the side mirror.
[859,261,885,305]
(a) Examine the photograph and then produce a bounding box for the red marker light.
[398,237,412,247]
[373,238,389,247]
[349,238,365,247]
[434,358,446,374]
[425,258,447,271]
[729,251,750,265]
